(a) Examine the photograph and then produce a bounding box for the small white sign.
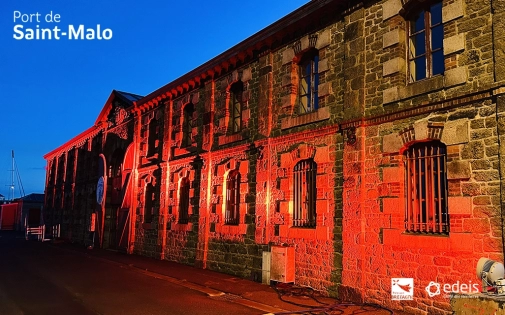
[391,278,414,300]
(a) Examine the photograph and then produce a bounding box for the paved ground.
[0,231,400,314]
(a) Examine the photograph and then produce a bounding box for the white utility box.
[270,245,295,283]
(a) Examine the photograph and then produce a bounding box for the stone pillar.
[195,80,215,268]
[129,108,143,254]
[343,7,365,120]
[258,52,273,137]
[497,95,505,254]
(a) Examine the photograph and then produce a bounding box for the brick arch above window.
[383,119,472,154]
[289,143,317,163]
[399,121,444,150]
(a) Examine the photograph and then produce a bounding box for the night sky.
[0,0,309,198]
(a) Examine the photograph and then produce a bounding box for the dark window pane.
[430,2,442,26]
[412,12,426,33]
[415,56,427,81]
[301,61,309,77]
[414,32,426,56]
[431,25,443,50]
[432,50,444,75]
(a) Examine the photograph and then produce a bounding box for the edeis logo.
[391,278,414,300]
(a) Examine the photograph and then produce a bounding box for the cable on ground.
[272,282,394,315]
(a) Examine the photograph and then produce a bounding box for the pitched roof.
[115,90,144,104]
[18,193,45,202]
[44,90,143,159]
[136,0,346,107]
[94,90,144,125]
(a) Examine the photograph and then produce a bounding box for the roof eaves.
[137,0,340,106]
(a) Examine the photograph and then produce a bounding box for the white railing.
[25,225,45,241]
[52,224,60,239]
[24,223,60,242]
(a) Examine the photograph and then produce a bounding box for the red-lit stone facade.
[43,0,505,313]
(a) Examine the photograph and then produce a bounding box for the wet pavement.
[0,231,403,314]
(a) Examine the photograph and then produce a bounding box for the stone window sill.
[218,132,245,146]
[173,146,197,157]
[279,225,329,240]
[170,222,192,232]
[280,107,330,130]
[382,228,472,251]
[214,223,247,235]
[383,73,467,105]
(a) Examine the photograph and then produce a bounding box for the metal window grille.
[298,52,319,114]
[293,159,317,228]
[225,170,240,225]
[408,1,444,82]
[182,104,194,147]
[405,142,449,234]
[178,177,190,224]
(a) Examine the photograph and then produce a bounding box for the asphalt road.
[0,232,260,315]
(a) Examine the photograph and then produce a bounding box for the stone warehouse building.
[43,0,505,313]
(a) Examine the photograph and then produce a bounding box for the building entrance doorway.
[103,145,133,251]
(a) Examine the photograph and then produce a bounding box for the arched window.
[298,49,319,114]
[225,170,240,225]
[144,182,155,223]
[408,1,444,81]
[179,177,190,224]
[404,141,448,234]
[182,104,194,148]
[229,81,243,133]
[293,159,317,228]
